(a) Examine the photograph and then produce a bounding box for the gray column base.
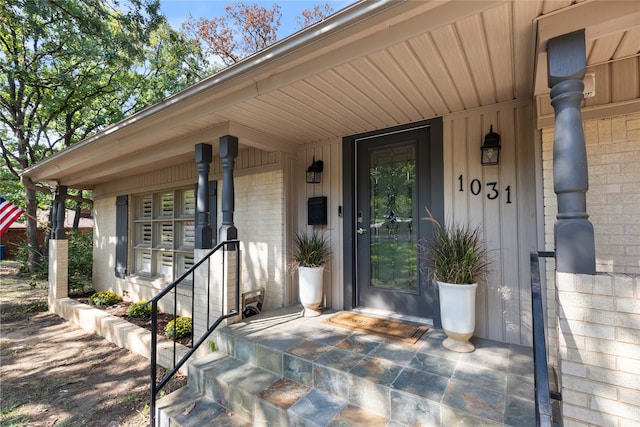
[555,220,596,274]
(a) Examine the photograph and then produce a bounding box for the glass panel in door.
[369,144,417,292]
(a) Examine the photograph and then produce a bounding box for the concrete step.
[157,350,392,426]
[156,306,535,426]
[155,382,251,426]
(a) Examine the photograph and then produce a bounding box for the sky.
[159,0,355,39]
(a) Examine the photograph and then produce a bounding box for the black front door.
[344,120,443,322]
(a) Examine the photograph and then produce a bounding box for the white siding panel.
[588,33,625,65]
[444,99,537,345]
[456,13,495,106]
[409,34,465,113]
[335,61,407,125]
[614,27,640,59]
[295,139,343,311]
[482,3,515,103]
[513,1,542,99]
[430,25,480,110]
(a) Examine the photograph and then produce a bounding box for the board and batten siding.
[296,99,538,345]
[293,139,345,312]
[443,99,538,345]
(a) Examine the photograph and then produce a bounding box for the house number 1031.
[458,175,512,204]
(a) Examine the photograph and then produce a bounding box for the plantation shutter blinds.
[115,195,128,278]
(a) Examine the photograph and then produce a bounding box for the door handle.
[357,227,367,235]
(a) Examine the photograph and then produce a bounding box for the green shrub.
[88,291,121,306]
[15,240,47,279]
[67,230,92,277]
[67,230,93,293]
[126,301,151,318]
[15,230,93,295]
[164,317,192,339]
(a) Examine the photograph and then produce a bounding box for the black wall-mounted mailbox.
[308,196,327,225]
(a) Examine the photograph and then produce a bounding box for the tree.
[184,3,282,66]
[184,2,334,67]
[297,2,334,29]
[0,0,207,271]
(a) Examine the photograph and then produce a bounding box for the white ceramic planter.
[437,280,478,352]
[298,266,324,317]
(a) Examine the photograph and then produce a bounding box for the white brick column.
[48,239,68,308]
[192,247,241,340]
[555,271,640,426]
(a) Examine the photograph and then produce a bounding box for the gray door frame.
[342,118,444,325]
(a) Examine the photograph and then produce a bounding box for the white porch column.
[48,185,68,309]
[48,239,68,307]
[192,248,240,340]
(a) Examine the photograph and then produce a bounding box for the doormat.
[322,312,428,344]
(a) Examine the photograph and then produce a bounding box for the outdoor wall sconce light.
[481,125,501,166]
[306,157,324,184]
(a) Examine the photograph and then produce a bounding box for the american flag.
[0,197,25,236]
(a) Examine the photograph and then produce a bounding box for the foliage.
[88,291,121,306]
[290,231,330,269]
[15,239,47,278]
[297,2,334,29]
[184,3,281,66]
[164,317,192,339]
[420,212,490,285]
[0,168,30,208]
[126,301,152,318]
[15,230,94,293]
[67,230,93,292]
[184,2,334,67]
[1,0,164,178]
[0,0,208,272]
[132,21,214,106]
[371,239,415,291]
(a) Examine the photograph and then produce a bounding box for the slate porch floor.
[198,305,539,426]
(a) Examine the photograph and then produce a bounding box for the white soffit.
[533,1,640,96]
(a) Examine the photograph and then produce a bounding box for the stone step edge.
[156,385,253,427]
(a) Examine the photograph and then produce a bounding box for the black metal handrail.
[149,240,240,426]
[530,251,559,427]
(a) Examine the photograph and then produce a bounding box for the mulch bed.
[73,293,192,347]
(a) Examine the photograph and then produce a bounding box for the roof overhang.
[534,0,640,97]
[22,0,639,189]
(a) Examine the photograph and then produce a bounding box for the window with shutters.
[132,188,195,280]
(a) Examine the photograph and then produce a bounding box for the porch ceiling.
[22,0,640,189]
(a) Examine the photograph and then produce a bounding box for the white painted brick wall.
[556,272,640,427]
[543,113,640,275]
[234,170,285,311]
[91,169,285,319]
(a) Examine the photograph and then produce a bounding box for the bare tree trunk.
[25,186,42,272]
[43,205,53,261]
[73,190,82,231]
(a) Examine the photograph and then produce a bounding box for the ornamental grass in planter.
[290,231,330,317]
[424,219,490,285]
[421,211,490,352]
[290,231,331,269]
